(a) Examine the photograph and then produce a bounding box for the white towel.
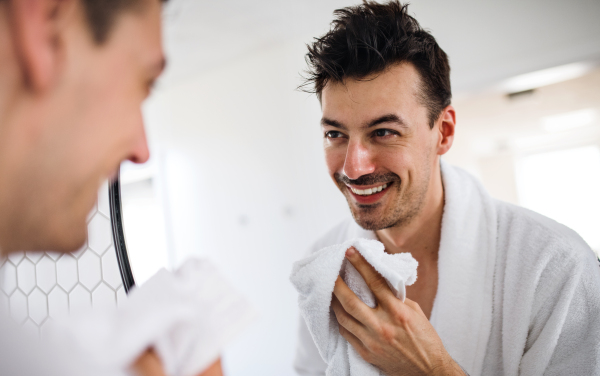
[47,258,256,376]
[290,238,418,376]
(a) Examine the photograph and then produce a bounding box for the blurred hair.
[302,0,451,128]
[82,0,167,44]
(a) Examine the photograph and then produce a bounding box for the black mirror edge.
[109,169,136,293]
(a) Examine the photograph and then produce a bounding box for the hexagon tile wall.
[0,181,126,335]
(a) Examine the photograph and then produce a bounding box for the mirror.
[109,160,171,291]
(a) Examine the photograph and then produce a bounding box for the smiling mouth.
[349,183,388,196]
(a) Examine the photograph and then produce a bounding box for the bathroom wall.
[444,68,600,254]
[143,40,350,375]
[0,182,125,336]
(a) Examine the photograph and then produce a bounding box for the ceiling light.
[501,62,595,94]
[541,108,597,133]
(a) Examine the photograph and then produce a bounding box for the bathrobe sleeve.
[518,241,600,376]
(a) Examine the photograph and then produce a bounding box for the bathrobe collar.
[346,160,496,375]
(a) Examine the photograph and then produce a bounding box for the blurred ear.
[9,0,75,92]
[436,105,456,156]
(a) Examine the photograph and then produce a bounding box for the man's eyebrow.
[321,117,346,129]
[321,114,407,130]
[366,114,407,128]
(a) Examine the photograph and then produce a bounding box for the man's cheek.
[324,150,345,176]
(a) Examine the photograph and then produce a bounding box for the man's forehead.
[106,0,165,68]
[322,64,421,106]
[321,63,422,124]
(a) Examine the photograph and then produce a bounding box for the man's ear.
[9,0,74,92]
[436,105,456,156]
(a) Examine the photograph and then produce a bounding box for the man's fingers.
[338,323,371,362]
[403,298,425,316]
[345,247,395,305]
[131,349,166,376]
[333,276,375,326]
[331,295,368,338]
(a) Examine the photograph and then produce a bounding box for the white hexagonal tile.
[98,180,111,217]
[86,202,98,223]
[116,287,127,307]
[0,292,9,316]
[101,248,123,289]
[46,251,61,261]
[28,288,48,325]
[56,255,78,292]
[7,251,24,265]
[92,283,117,310]
[78,252,101,290]
[25,251,44,264]
[1,261,17,295]
[69,285,91,315]
[10,290,27,324]
[22,319,39,337]
[72,243,87,259]
[40,320,53,340]
[35,256,57,294]
[87,213,112,254]
[48,287,69,319]
[17,258,36,294]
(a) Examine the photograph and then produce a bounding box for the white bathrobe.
[294,162,600,376]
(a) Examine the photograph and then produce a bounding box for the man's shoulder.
[307,218,358,255]
[494,199,597,269]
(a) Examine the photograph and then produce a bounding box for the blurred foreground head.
[0,0,166,254]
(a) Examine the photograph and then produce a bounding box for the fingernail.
[346,247,356,257]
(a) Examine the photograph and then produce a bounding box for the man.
[294,1,600,375]
[0,0,223,374]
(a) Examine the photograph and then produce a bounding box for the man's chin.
[41,215,89,253]
[350,209,392,231]
[49,232,88,254]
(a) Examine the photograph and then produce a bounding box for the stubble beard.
[336,166,431,231]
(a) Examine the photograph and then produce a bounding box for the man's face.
[0,0,164,252]
[321,63,443,231]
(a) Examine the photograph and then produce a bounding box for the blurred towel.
[290,238,418,376]
[49,258,256,376]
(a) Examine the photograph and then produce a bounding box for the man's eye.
[325,131,344,139]
[374,129,396,137]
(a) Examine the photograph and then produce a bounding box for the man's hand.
[132,349,223,376]
[331,247,465,376]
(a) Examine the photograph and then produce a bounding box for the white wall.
[144,40,350,375]
[0,183,126,336]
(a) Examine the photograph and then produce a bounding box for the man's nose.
[127,118,150,164]
[343,139,376,180]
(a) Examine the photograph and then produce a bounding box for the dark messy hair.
[302,0,451,128]
[81,0,167,44]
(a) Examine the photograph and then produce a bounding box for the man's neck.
[375,161,444,262]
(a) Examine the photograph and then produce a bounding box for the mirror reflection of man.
[294,1,600,375]
[0,0,222,375]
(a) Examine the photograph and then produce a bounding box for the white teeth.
[349,183,389,196]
